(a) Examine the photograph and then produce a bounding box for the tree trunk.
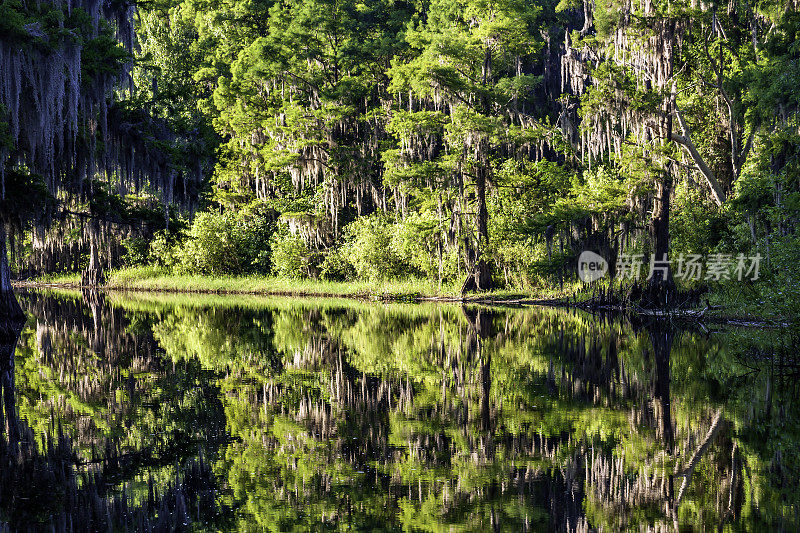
[0,223,23,322]
[82,219,105,287]
[647,172,675,307]
[460,166,494,294]
[647,321,677,516]
[670,108,726,206]
[649,323,675,452]
[462,308,494,431]
[472,161,493,292]
[647,19,677,309]
[461,45,495,295]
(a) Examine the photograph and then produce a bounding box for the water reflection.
[0,289,797,531]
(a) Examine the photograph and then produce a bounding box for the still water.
[0,289,797,531]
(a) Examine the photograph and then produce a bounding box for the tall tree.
[206,0,412,222]
[387,0,551,291]
[559,0,789,301]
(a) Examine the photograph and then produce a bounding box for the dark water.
[0,289,798,531]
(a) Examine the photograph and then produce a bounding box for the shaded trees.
[0,0,215,308]
[557,0,799,301]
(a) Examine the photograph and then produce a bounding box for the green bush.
[671,183,731,258]
[270,230,318,279]
[149,230,183,270]
[320,246,356,281]
[175,207,274,276]
[752,235,800,315]
[121,236,150,267]
[390,212,438,279]
[493,239,543,288]
[340,215,407,281]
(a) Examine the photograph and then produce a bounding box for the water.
[0,289,798,531]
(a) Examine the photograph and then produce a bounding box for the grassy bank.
[17,267,792,324]
[104,267,461,299]
[19,266,582,302]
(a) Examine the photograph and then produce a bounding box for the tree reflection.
[0,318,22,446]
[0,292,221,531]
[1,291,796,531]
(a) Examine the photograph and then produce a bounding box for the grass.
[28,272,81,285]
[19,265,586,302]
[102,290,454,314]
[18,267,791,322]
[705,277,794,323]
[104,266,461,299]
[15,266,796,326]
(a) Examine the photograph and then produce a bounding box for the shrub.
[149,230,183,270]
[320,246,356,281]
[121,236,149,267]
[270,230,319,279]
[340,215,406,281]
[670,183,731,258]
[389,212,438,279]
[493,239,541,288]
[175,207,274,276]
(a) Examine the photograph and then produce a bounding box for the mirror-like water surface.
[0,290,798,531]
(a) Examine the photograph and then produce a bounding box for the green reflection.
[2,289,797,531]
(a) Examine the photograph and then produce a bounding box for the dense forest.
[2,1,799,529]
[1,0,800,312]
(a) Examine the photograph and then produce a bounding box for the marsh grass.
[28,272,82,285]
[24,266,589,302]
[104,267,462,299]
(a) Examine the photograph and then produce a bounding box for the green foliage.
[177,207,274,276]
[270,230,317,279]
[670,183,731,258]
[122,237,150,267]
[0,169,55,224]
[339,215,406,282]
[149,230,183,270]
[593,0,623,39]
[80,32,130,82]
[390,211,444,280]
[319,246,356,281]
[776,242,800,313]
[11,0,800,304]
[126,1,218,183]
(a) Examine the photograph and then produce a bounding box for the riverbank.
[15,267,787,325]
[18,266,577,303]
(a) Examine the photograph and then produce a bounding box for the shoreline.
[12,268,563,304]
[12,279,546,305]
[12,277,783,327]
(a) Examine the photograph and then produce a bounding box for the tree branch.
[670,104,726,206]
[738,127,756,178]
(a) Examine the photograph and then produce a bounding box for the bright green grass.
[102,267,595,301]
[24,266,585,301]
[19,267,789,319]
[103,266,461,299]
[26,272,81,285]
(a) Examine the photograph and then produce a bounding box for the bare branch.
[670,104,726,206]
